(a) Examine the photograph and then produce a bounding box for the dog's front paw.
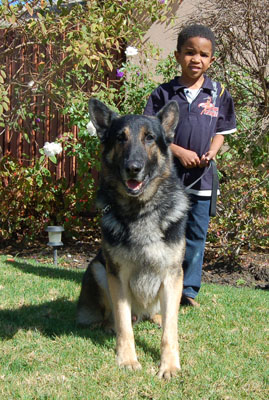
[150,313,162,327]
[117,358,142,371]
[157,362,181,380]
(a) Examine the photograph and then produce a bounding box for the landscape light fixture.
[45,226,64,265]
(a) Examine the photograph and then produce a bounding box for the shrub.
[0,0,173,243]
[209,157,268,256]
[0,155,96,242]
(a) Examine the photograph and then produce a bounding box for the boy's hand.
[171,144,200,168]
[199,151,216,167]
[180,150,201,168]
[199,134,225,167]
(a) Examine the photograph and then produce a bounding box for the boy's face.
[175,37,215,84]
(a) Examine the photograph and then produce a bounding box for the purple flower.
[159,0,165,3]
[116,69,124,78]
[35,118,41,124]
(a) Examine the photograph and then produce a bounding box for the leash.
[209,160,218,217]
[185,160,219,217]
[185,162,212,191]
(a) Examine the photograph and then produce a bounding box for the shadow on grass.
[3,259,83,284]
[135,336,161,363]
[0,259,114,347]
[0,298,162,362]
[1,259,165,361]
[0,297,115,348]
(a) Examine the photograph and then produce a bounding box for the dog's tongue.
[126,179,142,191]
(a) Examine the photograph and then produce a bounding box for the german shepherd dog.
[77,99,189,379]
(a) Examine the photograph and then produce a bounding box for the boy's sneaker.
[180,295,200,307]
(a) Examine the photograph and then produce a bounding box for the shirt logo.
[198,97,219,117]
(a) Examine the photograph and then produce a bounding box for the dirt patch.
[203,248,269,290]
[1,234,268,291]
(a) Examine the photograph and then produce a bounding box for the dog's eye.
[145,133,155,143]
[117,132,127,142]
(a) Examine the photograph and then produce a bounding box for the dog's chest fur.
[101,186,186,311]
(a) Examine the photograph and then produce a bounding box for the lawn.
[0,255,268,399]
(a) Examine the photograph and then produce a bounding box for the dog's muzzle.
[123,160,148,196]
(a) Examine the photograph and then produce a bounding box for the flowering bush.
[42,142,63,158]
[112,49,178,115]
[0,154,97,242]
[86,121,97,137]
[0,0,173,243]
[125,46,139,57]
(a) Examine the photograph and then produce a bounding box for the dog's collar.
[102,204,112,215]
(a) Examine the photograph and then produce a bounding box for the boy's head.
[176,24,215,55]
[174,24,216,85]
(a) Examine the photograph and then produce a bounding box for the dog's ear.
[88,98,118,142]
[156,101,179,143]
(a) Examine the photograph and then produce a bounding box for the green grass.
[0,255,268,399]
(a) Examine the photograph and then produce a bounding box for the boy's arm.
[200,134,224,167]
[171,143,200,169]
[171,135,224,169]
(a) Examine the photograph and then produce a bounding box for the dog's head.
[88,99,179,198]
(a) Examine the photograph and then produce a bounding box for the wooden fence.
[0,28,123,185]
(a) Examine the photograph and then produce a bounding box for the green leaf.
[8,14,16,24]
[24,133,30,143]
[25,4,34,16]
[2,102,9,112]
[49,156,57,164]
[106,59,113,71]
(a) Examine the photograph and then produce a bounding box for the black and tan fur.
[77,99,189,379]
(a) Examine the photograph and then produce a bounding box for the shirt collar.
[170,75,214,93]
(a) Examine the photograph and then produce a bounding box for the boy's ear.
[174,50,181,63]
[209,55,216,67]
[88,98,118,142]
[156,101,180,143]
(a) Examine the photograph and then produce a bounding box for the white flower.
[86,121,97,137]
[43,142,62,157]
[125,46,138,57]
[28,80,35,88]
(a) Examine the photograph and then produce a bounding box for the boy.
[144,24,236,306]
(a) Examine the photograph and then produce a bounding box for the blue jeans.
[182,195,211,299]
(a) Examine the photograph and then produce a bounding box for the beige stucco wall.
[128,0,205,81]
[143,0,203,59]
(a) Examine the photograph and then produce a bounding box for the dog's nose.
[125,160,143,175]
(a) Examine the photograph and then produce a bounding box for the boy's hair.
[176,24,215,55]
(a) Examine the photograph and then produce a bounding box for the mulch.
[1,232,268,291]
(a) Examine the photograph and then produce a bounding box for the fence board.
[0,28,123,186]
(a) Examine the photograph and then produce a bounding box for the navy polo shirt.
[144,75,236,195]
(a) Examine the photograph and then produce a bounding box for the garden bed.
[1,231,268,291]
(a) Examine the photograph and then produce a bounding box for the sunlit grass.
[0,256,268,399]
